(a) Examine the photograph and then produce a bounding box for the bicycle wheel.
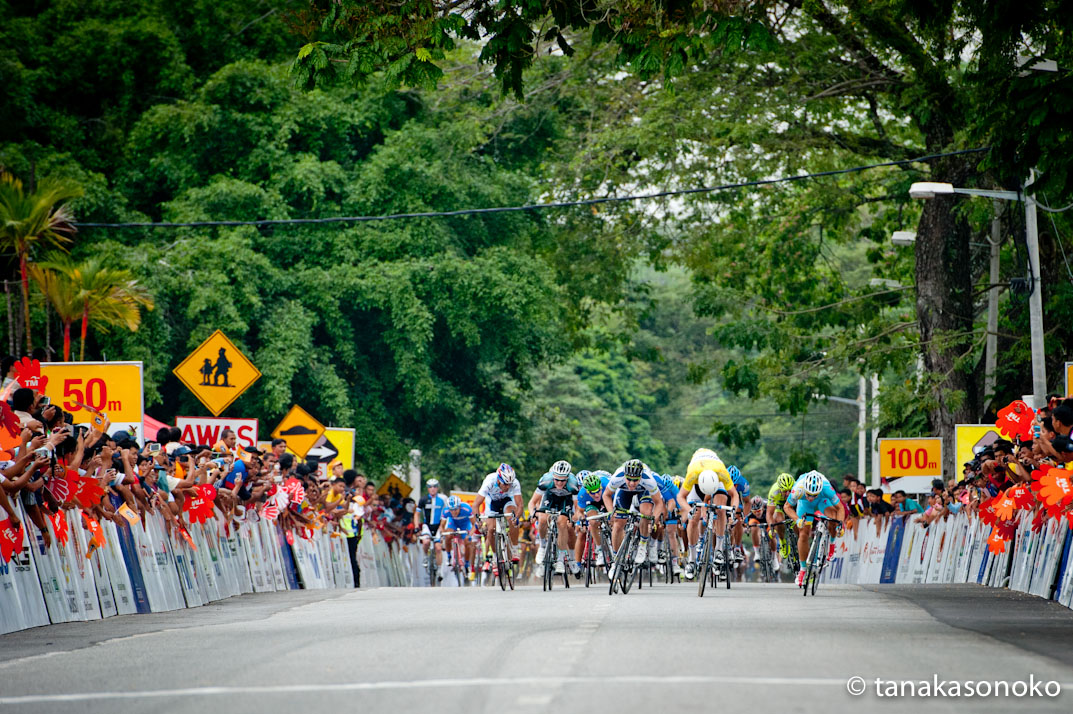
[802,533,819,597]
[811,532,828,596]
[427,548,437,587]
[495,533,507,591]
[620,530,637,595]
[697,531,712,597]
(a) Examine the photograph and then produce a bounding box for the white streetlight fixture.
[891,231,916,246]
[908,180,1047,407]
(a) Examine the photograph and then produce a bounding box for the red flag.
[73,477,105,510]
[0,518,23,563]
[995,400,1035,441]
[12,357,48,394]
[1007,483,1034,510]
[979,495,1000,526]
[1038,469,1073,509]
[51,511,69,546]
[261,502,279,520]
[0,401,20,437]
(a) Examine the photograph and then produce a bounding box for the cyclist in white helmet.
[472,463,524,565]
[528,460,581,577]
[784,470,845,587]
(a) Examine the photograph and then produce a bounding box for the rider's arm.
[784,504,798,521]
[471,495,485,520]
[527,488,542,514]
[727,484,740,509]
[602,486,615,512]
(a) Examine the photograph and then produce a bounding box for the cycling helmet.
[581,472,602,493]
[623,459,644,479]
[727,465,741,480]
[697,469,720,495]
[661,473,672,481]
[775,473,795,491]
[496,463,516,484]
[426,478,440,487]
[802,470,824,496]
[446,495,461,510]
[692,448,718,461]
[551,460,571,477]
[750,496,765,511]
[672,475,684,489]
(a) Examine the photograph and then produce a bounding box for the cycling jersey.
[682,456,733,494]
[477,472,522,514]
[786,474,840,520]
[537,472,579,511]
[731,470,750,499]
[418,492,448,527]
[444,503,474,532]
[767,481,792,507]
[653,474,679,507]
[607,462,660,496]
[577,475,610,511]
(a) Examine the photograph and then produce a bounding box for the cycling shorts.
[686,484,727,505]
[488,495,517,516]
[613,488,652,517]
[747,512,767,525]
[540,492,573,513]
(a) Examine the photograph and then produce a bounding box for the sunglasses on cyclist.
[625,476,641,482]
[553,476,568,482]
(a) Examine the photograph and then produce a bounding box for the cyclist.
[784,470,845,587]
[528,460,581,576]
[652,472,683,576]
[745,495,775,567]
[472,463,524,566]
[603,459,664,565]
[727,465,750,564]
[766,472,796,559]
[574,470,610,569]
[677,448,738,580]
[417,478,448,572]
[442,496,476,576]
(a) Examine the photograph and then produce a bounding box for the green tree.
[0,171,82,352]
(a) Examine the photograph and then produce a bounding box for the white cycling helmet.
[802,470,825,496]
[496,463,516,484]
[692,448,718,461]
[697,469,720,496]
[551,460,571,477]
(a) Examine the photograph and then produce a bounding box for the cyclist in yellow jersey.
[677,448,738,580]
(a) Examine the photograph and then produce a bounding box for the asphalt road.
[2,582,1072,714]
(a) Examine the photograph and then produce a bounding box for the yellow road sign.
[41,362,144,424]
[270,404,325,459]
[377,474,412,500]
[954,424,1002,480]
[173,330,261,416]
[1065,361,1072,397]
[877,437,943,479]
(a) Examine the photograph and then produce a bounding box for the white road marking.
[0,674,882,704]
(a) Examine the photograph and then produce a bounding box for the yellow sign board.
[954,424,1002,480]
[377,474,412,500]
[173,330,261,416]
[41,362,144,424]
[451,490,478,508]
[322,427,355,470]
[270,404,325,459]
[1065,361,1072,397]
[878,438,943,479]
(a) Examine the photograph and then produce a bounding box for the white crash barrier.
[821,510,1073,611]
[0,507,401,634]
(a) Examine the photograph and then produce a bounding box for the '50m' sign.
[40,362,144,425]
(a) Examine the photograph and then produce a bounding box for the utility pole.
[1023,174,1047,407]
[870,374,880,488]
[983,201,1004,401]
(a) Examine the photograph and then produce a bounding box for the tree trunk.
[914,152,979,480]
[80,302,89,361]
[19,252,31,353]
[4,279,12,354]
[63,321,71,362]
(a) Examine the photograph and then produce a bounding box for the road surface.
[2,582,1072,713]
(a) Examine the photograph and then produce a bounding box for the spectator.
[892,490,925,514]
[866,488,894,516]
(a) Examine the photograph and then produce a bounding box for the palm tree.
[32,254,154,360]
[0,171,82,352]
[28,259,81,361]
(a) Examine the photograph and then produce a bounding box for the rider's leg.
[611,517,625,550]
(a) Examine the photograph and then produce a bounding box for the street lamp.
[908,181,1046,407]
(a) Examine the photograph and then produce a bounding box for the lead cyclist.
[783,470,846,587]
[766,473,796,559]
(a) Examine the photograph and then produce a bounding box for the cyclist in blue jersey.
[573,470,610,568]
[418,478,449,572]
[784,470,845,587]
[728,465,750,564]
[527,460,581,576]
[652,473,683,576]
[442,496,476,575]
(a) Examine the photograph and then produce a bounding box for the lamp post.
[908,181,1046,407]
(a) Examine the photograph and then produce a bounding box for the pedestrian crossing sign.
[173,330,261,416]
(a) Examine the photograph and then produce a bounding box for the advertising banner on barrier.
[880,515,908,583]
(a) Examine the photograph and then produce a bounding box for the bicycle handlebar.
[585,511,611,521]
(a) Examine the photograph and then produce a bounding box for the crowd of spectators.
[0,356,426,589]
[833,395,1073,532]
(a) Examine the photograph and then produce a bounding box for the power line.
[74,148,989,229]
